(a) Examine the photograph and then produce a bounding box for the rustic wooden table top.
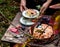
[1,12,60,47]
[1,12,29,44]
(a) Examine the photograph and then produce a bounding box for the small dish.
[20,17,35,26]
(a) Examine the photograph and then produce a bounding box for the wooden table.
[1,12,60,47]
[1,12,29,44]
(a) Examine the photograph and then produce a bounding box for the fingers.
[20,5,23,12]
[24,6,28,10]
[49,4,60,9]
[40,6,46,15]
[20,5,28,12]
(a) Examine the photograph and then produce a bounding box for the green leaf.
[36,5,41,10]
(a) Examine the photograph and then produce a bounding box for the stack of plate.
[20,9,39,26]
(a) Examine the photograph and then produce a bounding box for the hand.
[20,0,27,12]
[40,2,49,15]
[40,0,52,15]
[49,4,60,9]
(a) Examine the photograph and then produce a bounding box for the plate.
[20,17,35,26]
[32,24,53,39]
[22,9,39,18]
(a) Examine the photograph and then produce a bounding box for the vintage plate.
[22,9,39,18]
[32,24,53,39]
[20,17,35,26]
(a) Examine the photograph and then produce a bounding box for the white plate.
[22,9,39,18]
[20,17,35,25]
